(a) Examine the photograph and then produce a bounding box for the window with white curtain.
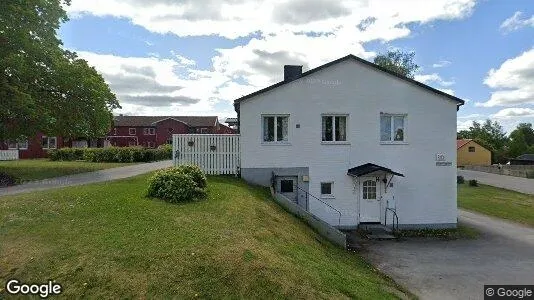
[322,115,347,142]
[380,114,406,142]
[262,115,289,143]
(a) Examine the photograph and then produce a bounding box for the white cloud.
[477,48,534,107]
[66,0,476,39]
[432,60,451,68]
[76,51,239,116]
[65,0,477,117]
[437,88,455,96]
[491,108,534,119]
[500,11,534,33]
[414,73,455,86]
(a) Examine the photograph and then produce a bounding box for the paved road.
[0,160,173,197]
[458,169,534,195]
[364,210,534,300]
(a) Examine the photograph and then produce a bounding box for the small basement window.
[468,146,475,152]
[280,180,294,193]
[320,182,333,197]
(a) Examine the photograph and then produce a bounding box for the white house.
[234,55,464,230]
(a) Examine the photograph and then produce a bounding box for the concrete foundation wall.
[463,165,534,178]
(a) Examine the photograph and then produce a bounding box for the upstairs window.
[129,128,136,135]
[322,115,347,142]
[262,115,289,143]
[113,128,117,135]
[468,146,475,152]
[380,114,406,143]
[143,128,155,135]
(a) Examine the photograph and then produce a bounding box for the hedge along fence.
[48,145,172,163]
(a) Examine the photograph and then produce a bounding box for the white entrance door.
[360,178,381,223]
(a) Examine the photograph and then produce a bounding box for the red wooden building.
[0,116,236,159]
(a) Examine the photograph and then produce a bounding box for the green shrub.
[177,164,207,188]
[147,167,207,203]
[50,146,172,163]
[468,179,478,187]
[457,176,465,184]
[48,148,85,161]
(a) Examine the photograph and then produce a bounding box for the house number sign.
[435,153,452,166]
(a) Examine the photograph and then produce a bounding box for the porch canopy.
[347,163,404,177]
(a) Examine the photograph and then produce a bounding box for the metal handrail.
[385,207,399,232]
[296,185,342,226]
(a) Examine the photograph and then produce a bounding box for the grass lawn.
[0,159,136,182]
[0,176,408,299]
[458,183,534,227]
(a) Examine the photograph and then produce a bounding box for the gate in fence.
[173,134,240,175]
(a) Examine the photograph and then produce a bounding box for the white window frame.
[144,128,155,135]
[113,128,117,135]
[380,113,407,144]
[147,141,155,148]
[321,114,349,144]
[8,141,18,150]
[261,114,290,144]
[128,140,137,146]
[129,128,136,135]
[18,140,28,150]
[41,136,57,149]
[320,182,334,198]
[48,137,57,149]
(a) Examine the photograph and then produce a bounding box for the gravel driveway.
[363,210,534,300]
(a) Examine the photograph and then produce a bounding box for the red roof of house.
[113,116,218,127]
[456,139,472,149]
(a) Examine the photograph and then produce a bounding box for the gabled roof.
[113,116,218,127]
[347,163,404,177]
[457,139,472,149]
[234,54,465,106]
[515,154,534,161]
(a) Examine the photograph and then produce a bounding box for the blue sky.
[59,0,533,133]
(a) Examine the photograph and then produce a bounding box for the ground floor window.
[41,136,57,149]
[320,182,333,197]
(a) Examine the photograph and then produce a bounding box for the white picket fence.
[173,134,240,175]
[0,150,19,161]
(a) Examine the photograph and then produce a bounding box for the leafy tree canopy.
[508,123,534,158]
[0,0,120,141]
[373,50,419,78]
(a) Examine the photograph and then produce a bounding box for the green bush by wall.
[48,145,172,163]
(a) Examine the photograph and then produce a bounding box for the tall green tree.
[0,0,120,142]
[508,123,534,157]
[373,50,419,78]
